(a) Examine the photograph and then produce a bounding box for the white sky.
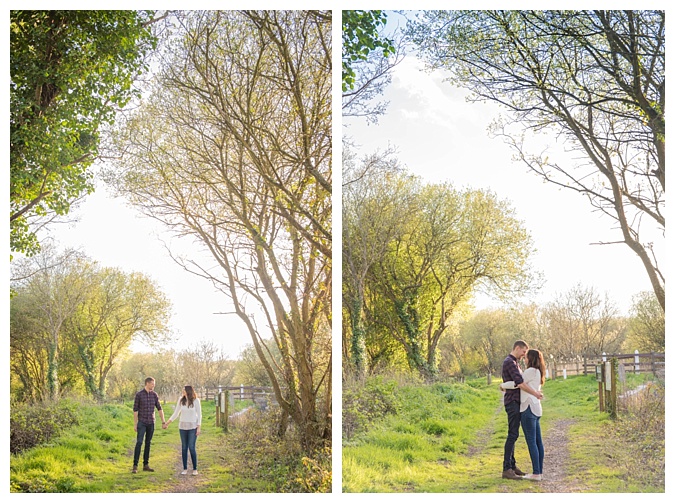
[37,179,254,357]
[344,32,660,316]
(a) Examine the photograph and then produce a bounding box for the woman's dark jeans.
[520,406,544,475]
[179,428,198,470]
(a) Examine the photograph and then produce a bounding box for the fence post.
[223,390,229,432]
[634,350,640,374]
[215,393,221,427]
[609,358,618,419]
[597,364,604,412]
[563,368,567,380]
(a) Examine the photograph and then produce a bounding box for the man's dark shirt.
[134,388,162,424]
[501,354,524,406]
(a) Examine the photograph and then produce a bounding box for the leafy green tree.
[10,247,171,402]
[625,291,665,352]
[342,10,395,92]
[347,173,538,381]
[342,148,415,376]
[459,309,515,383]
[410,10,665,311]
[62,268,171,400]
[10,10,159,257]
[10,246,94,399]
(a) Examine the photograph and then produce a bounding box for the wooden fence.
[547,352,665,380]
[201,385,277,406]
[204,386,278,431]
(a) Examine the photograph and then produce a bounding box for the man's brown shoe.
[513,466,526,476]
[143,465,155,472]
[502,469,523,480]
[132,466,138,474]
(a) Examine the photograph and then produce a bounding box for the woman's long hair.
[527,349,546,385]
[180,385,197,408]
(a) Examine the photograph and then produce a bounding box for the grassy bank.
[342,373,663,492]
[10,397,330,493]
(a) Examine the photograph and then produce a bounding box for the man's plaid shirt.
[133,388,162,424]
[501,354,524,406]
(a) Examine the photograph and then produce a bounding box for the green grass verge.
[343,373,664,493]
[10,398,285,492]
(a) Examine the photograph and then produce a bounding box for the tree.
[62,268,171,400]
[342,148,415,376]
[107,10,331,451]
[10,248,171,401]
[459,309,514,383]
[342,10,395,92]
[625,291,664,352]
[10,10,160,257]
[541,284,626,358]
[410,10,665,311]
[342,10,403,122]
[345,173,538,380]
[10,246,94,399]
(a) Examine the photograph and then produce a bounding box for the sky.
[343,13,660,316]
[36,180,254,358]
[8,7,661,362]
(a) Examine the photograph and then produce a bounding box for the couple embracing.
[500,340,546,481]
[132,377,202,476]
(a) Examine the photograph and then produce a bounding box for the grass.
[342,372,664,492]
[10,397,331,493]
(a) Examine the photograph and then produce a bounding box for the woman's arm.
[500,380,516,390]
[195,398,202,426]
[167,397,182,424]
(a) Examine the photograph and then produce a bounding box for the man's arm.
[133,411,139,432]
[517,381,543,399]
[156,394,167,425]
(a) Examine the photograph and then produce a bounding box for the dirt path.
[163,441,200,493]
[537,419,589,493]
[467,409,590,492]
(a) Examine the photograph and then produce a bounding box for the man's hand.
[162,421,167,429]
[534,391,543,400]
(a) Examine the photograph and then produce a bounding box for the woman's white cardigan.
[502,367,543,416]
[169,397,202,430]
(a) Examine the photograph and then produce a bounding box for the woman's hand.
[196,426,201,436]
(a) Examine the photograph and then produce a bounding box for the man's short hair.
[144,376,155,384]
[513,340,528,350]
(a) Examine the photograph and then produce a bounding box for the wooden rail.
[547,352,665,380]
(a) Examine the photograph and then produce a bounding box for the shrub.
[343,376,402,439]
[10,401,79,455]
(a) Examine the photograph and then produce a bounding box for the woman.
[165,385,202,475]
[500,349,546,481]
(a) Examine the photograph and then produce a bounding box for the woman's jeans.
[179,428,198,470]
[520,406,544,475]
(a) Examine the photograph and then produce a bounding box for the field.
[10,398,330,493]
[342,373,664,492]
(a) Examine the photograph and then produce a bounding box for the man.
[132,376,166,473]
[501,340,543,480]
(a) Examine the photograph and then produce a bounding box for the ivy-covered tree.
[10,10,160,257]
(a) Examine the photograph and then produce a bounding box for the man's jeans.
[520,406,544,475]
[133,421,155,467]
[503,401,521,471]
[179,428,198,470]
